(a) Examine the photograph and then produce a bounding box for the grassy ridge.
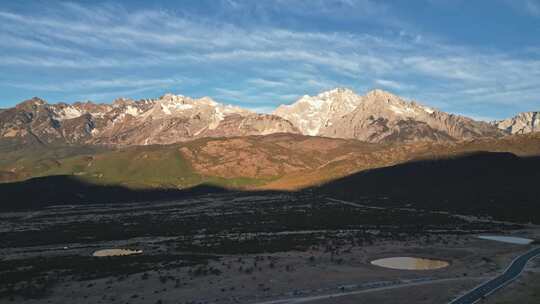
[49,146,200,187]
[2,132,540,190]
[0,140,268,189]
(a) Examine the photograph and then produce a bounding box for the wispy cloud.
[374,79,414,90]
[0,1,538,118]
[3,77,185,92]
[247,78,286,88]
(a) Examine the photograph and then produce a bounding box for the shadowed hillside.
[2,152,540,224]
[317,152,540,223]
[2,133,540,190]
[2,134,540,223]
[0,175,228,211]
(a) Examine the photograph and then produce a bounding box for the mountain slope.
[0,134,379,188]
[2,133,540,223]
[2,132,540,191]
[273,88,363,136]
[0,94,299,146]
[1,89,535,146]
[495,111,540,134]
[274,89,504,142]
[317,152,540,223]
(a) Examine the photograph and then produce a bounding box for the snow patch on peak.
[57,107,83,120]
[386,100,434,117]
[300,96,326,109]
[365,89,398,100]
[318,87,354,98]
[159,102,194,115]
[125,105,141,117]
[161,93,185,100]
[198,97,218,106]
[389,105,406,115]
[272,88,364,136]
[175,104,194,110]
[422,106,435,114]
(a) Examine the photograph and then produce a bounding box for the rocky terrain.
[2,88,538,147]
[274,88,504,142]
[2,91,540,304]
[494,111,539,134]
[3,188,535,304]
[0,94,298,146]
[1,88,539,191]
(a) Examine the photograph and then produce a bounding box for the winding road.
[252,277,487,304]
[448,247,540,304]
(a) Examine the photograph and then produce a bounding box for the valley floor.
[1,192,538,304]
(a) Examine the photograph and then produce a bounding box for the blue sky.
[1,0,539,120]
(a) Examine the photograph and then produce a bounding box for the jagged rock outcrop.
[274,88,362,136]
[274,88,504,142]
[2,89,531,146]
[0,94,299,146]
[494,111,539,134]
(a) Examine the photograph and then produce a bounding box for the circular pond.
[370,257,449,270]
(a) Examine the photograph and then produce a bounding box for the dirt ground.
[3,234,538,304]
[307,279,483,304]
[2,194,539,304]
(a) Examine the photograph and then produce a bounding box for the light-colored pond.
[92,249,143,257]
[370,257,449,270]
[477,235,533,245]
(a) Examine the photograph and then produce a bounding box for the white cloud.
[70,87,168,103]
[402,56,485,81]
[3,78,185,92]
[374,79,413,90]
[0,2,538,117]
[247,78,286,88]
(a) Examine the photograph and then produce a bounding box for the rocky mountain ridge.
[0,94,299,146]
[0,89,537,145]
[494,111,539,134]
[274,88,504,143]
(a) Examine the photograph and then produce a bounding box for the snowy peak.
[359,89,436,117]
[273,88,363,135]
[104,93,252,124]
[274,88,503,142]
[2,89,531,146]
[54,104,83,120]
[152,93,248,116]
[316,87,356,101]
[273,88,431,137]
[2,93,296,146]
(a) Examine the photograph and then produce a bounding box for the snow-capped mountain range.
[275,88,504,142]
[0,94,298,146]
[0,88,536,145]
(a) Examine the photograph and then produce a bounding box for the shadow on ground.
[316,151,540,223]
[1,151,539,223]
[0,175,229,211]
